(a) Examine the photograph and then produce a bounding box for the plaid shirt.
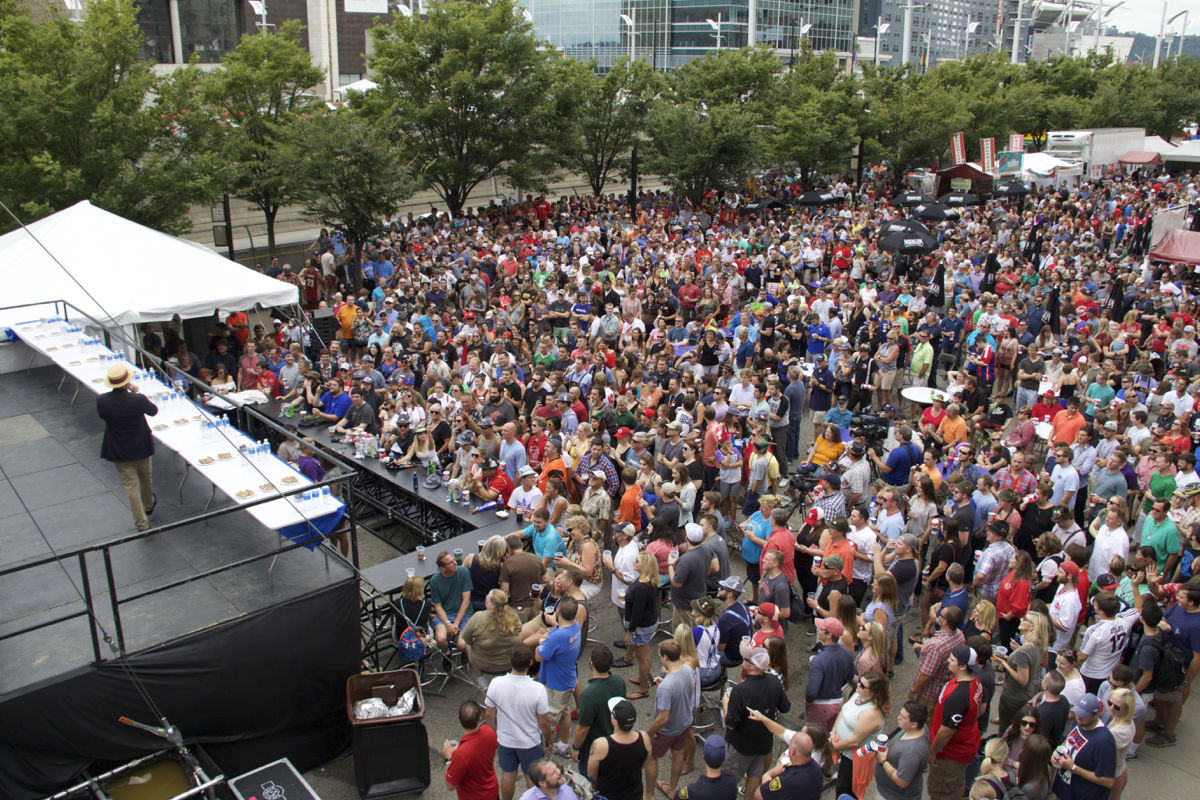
[916,629,965,703]
[814,489,847,521]
[975,541,1016,600]
[574,452,620,498]
[994,466,1037,499]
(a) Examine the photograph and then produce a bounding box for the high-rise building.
[525,0,860,71]
[860,0,1001,68]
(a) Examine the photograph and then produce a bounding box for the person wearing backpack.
[1157,577,1200,742]
[1130,594,1188,746]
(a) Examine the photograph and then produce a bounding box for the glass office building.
[862,0,1001,68]
[525,0,858,70]
[134,0,242,64]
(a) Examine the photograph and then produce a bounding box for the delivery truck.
[1044,128,1145,178]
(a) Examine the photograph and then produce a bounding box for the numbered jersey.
[1078,608,1140,680]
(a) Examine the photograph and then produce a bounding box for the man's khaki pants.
[115,458,154,531]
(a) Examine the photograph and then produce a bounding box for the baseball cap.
[518,465,538,478]
[1104,420,1118,431]
[481,457,499,470]
[719,576,744,594]
[1071,693,1103,718]
[837,395,849,404]
[952,644,982,673]
[702,735,727,768]
[815,617,844,638]
[615,427,632,439]
[660,481,677,496]
[822,473,842,489]
[557,393,571,403]
[823,554,845,571]
[748,647,771,670]
[1061,561,1080,579]
[685,523,704,543]
[757,603,779,621]
[667,421,683,430]
[882,404,896,412]
[608,697,638,731]
[1095,573,1119,591]
[815,353,828,362]
[804,507,826,526]
[829,515,850,532]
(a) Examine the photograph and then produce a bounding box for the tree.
[768,44,865,185]
[642,101,760,207]
[288,109,415,287]
[362,0,563,215]
[551,57,662,197]
[671,45,781,121]
[0,0,224,234]
[203,21,325,256]
[861,64,971,181]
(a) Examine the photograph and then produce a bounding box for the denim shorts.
[431,611,472,630]
[631,623,658,646]
[498,743,544,774]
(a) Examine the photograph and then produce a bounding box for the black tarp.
[0,579,360,800]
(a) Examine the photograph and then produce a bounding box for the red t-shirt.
[445,725,499,800]
[760,527,797,584]
[302,268,322,303]
[489,471,515,504]
[931,676,982,764]
[996,573,1030,619]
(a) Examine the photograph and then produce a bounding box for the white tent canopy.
[1021,152,1079,176]
[334,79,378,95]
[0,200,298,328]
[1163,139,1200,163]
[1144,135,1178,155]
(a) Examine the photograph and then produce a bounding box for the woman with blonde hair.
[994,611,1050,735]
[855,620,888,680]
[622,552,660,700]
[864,572,898,673]
[1106,687,1135,800]
[831,670,890,799]
[462,536,508,611]
[689,596,723,683]
[672,622,702,774]
[553,515,602,599]
[966,598,998,643]
[973,737,1012,797]
[457,589,522,675]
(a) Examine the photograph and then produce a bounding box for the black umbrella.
[879,228,938,255]
[927,259,947,310]
[937,191,981,207]
[889,191,933,208]
[1045,287,1062,336]
[913,202,961,223]
[740,196,789,215]
[980,252,999,295]
[878,218,931,237]
[1105,277,1125,321]
[794,191,838,207]
[993,181,1030,199]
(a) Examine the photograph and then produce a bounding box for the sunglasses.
[1021,720,1037,728]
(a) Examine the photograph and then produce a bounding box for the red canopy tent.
[1149,229,1200,265]
[1118,151,1164,165]
[935,163,994,198]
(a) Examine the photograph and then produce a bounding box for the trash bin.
[347,669,431,799]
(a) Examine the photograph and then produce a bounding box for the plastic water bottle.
[320,486,333,508]
[413,472,419,492]
[868,496,879,525]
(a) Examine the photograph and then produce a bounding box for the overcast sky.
[1107,0,1199,37]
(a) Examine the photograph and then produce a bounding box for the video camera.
[851,412,889,448]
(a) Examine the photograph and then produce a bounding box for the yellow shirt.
[811,438,845,467]
[938,415,969,447]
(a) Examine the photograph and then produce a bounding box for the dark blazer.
[96,388,159,463]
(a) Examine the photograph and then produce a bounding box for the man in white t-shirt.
[846,509,877,606]
[1078,589,1140,694]
[508,465,545,518]
[1049,561,1084,654]
[486,643,551,800]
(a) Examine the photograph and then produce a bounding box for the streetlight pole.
[1153,3,1168,68]
[900,2,928,69]
[875,19,890,67]
[964,20,979,58]
[621,10,636,61]
[1011,0,1023,63]
[705,13,723,49]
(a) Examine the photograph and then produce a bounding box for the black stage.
[0,365,356,693]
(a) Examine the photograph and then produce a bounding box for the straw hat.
[104,364,133,389]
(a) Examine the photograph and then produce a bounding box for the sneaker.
[1145,719,1164,733]
[1125,751,1139,761]
[553,741,571,757]
[476,676,490,691]
[1146,733,1176,747]
[806,627,816,636]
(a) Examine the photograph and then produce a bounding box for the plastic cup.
[477,540,486,550]
[603,550,612,560]
[406,568,416,578]
[416,546,426,561]
[532,583,542,593]
[670,549,679,560]
[454,548,464,564]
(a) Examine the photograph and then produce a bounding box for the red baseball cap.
[757,603,779,621]
[615,427,632,439]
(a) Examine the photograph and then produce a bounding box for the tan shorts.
[1154,689,1183,703]
[910,375,928,389]
[547,687,574,718]
[813,410,828,425]
[879,370,898,390]
[927,756,970,800]
[671,605,695,632]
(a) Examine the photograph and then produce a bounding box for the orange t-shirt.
[618,485,643,531]
[823,537,856,585]
[1050,408,1087,446]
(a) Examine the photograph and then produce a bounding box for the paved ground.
[299,405,1196,800]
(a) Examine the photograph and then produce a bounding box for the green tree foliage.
[642,101,760,206]
[287,110,414,286]
[0,0,223,234]
[671,45,782,120]
[202,21,325,255]
[860,64,971,180]
[363,0,562,215]
[552,57,663,197]
[767,43,865,184]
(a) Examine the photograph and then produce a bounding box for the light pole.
[920,31,930,72]
[705,14,723,49]
[900,1,928,68]
[963,20,979,58]
[1153,4,1171,68]
[621,11,636,61]
[875,20,890,66]
[1092,0,1124,52]
[1171,13,1190,58]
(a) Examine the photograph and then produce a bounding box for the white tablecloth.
[13,319,342,531]
[901,387,951,404]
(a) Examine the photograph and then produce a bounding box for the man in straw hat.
[96,363,160,531]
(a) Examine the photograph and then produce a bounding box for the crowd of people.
[145,166,1200,800]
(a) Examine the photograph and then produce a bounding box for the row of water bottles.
[78,335,104,354]
[298,486,336,511]
[247,440,274,462]
[201,417,234,439]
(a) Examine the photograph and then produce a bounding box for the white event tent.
[0,200,298,331]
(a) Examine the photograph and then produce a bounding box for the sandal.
[627,690,650,700]
[612,658,635,669]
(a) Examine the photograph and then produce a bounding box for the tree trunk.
[265,204,278,258]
